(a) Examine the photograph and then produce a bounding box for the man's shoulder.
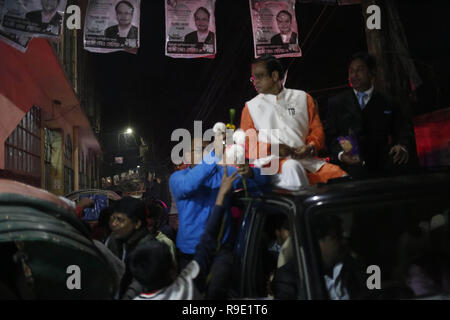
[271,33,281,40]
[283,88,308,101]
[104,25,118,35]
[130,25,139,34]
[184,31,197,41]
[328,89,354,105]
[105,25,118,31]
[284,87,306,95]
[136,233,157,247]
[270,33,282,44]
[371,90,394,106]
[169,168,188,181]
[247,93,262,104]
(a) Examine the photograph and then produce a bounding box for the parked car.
[0,180,118,299]
[229,169,450,300]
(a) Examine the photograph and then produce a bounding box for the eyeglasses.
[250,72,269,83]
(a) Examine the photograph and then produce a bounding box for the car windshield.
[310,199,450,300]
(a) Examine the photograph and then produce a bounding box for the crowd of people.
[72,52,418,300]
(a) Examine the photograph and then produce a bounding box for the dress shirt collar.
[353,86,374,99]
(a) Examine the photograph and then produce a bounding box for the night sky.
[92,0,450,176]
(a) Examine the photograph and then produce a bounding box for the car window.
[242,203,306,300]
[309,199,450,300]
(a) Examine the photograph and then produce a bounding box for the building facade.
[0,1,102,195]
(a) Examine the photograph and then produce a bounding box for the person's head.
[348,52,376,92]
[185,137,209,167]
[144,199,166,233]
[115,1,134,27]
[251,55,284,94]
[41,0,60,13]
[274,217,290,246]
[312,214,345,271]
[276,10,292,35]
[129,241,174,292]
[194,7,210,33]
[109,196,147,240]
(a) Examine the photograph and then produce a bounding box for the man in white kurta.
[241,55,346,190]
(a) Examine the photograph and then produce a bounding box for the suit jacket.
[25,10,62,27]
[104,25,139,39]
[270,32,297,45]
[271,260,301,299]
[325,89,414,173]
[184,31,215,44]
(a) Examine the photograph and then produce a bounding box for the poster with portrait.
[84,0,140,54]
[165,0,217,59]
[249,0,302,58]
[0,0,32,52]
[0,0,66,39]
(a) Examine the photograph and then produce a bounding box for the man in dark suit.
[270,10,297,45]
[26,0,62,31]
[104,1,138,40]
[184,7,215,44]
[325,52,415,178]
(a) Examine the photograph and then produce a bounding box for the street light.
[125,128,133,134]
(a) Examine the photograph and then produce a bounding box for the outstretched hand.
[216,166,239,206]
[78,197,94,209]
[237,163,254,179]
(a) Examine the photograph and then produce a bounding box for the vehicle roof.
[257,169,450,210]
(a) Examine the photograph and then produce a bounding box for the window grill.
[4,105,41,178]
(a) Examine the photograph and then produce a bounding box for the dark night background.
[93,0,450,177]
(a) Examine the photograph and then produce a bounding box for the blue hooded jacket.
[169,152,271,254]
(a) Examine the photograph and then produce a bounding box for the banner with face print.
[249,0,301,58]
[0,0,31,52]
[84,0,140,54]
[0,0,66,39]
[165,0,216,59]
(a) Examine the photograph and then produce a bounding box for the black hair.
[194,7,210,19]
[252,55,285,80]
[129,241,174,292]
[144,199,166,230]
[115,0,134,13]
[311,214,343,240]
[273,215,290,232]
[276,10,292,21]
[349,51,377,75]
[98,206,113,228]
[112,196,147,227]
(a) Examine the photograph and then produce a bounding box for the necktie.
[357,91,367,110]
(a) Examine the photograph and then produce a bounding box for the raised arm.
[193,167,238,289]
[169,161,219,200]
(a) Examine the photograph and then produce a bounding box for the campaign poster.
[165,0,216,59]
[249,0,302,58]
[1,0,66,39]
[84,0,140,53]
[0,0,32,52]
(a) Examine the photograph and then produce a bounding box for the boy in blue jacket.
[169,139,271,269]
